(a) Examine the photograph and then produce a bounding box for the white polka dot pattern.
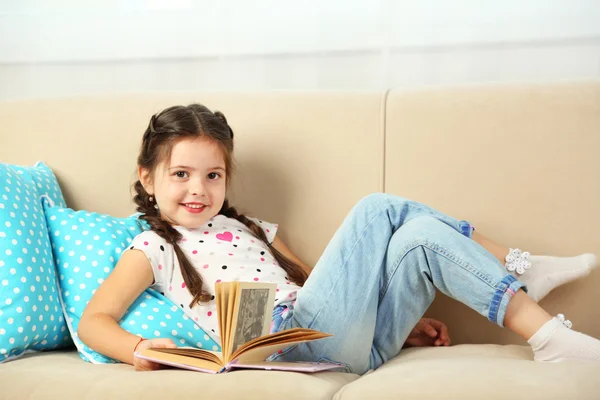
[43,205,220,363]
[0,162,72,363]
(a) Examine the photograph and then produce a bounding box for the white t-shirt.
[125,214,300,343]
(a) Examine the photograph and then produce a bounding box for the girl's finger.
[424,325,438,338]
[439,324,449,341]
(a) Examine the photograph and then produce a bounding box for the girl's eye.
[175,171,188,178]
[208,172,221,180]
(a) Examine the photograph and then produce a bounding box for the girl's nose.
[189,182,204,196]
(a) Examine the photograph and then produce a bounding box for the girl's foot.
[505,250,597,301]
[528,315,600,363]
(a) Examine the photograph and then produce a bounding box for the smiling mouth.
[181,203,206,209]
[180,203,208,214]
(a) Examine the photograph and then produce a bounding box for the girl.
[78,104,600,374]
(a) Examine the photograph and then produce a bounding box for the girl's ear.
[138,166,154,195]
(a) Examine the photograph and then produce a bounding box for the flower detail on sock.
[504,248,532,275]
[556,314,573,329]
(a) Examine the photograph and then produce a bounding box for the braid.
[219,199,308,287]
[133,180,210,307]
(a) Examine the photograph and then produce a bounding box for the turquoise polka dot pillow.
[42,201,220,363]
[0,162,73,363]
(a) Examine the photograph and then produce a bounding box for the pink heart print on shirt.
[216,231,233,242]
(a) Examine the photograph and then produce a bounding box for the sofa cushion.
[0,162,72,362]
[42,202,220,363]
[336,344,600,400]
[0,350,359,400]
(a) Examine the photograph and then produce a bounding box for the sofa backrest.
[385,82,600,344]
[0,93,385,268]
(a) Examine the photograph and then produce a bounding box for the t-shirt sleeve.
[126,231,172,287]
[247,217,279,245]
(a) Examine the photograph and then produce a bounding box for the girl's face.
[139,137,227,229]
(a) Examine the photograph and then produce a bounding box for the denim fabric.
[269,193,526,375]
[270,304,290,334]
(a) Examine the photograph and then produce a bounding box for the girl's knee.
[399,215,451,240]
[353,193,409,214]
[351,193,386,215]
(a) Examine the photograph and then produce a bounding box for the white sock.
[506,251,597,302]
[528,317,600,363]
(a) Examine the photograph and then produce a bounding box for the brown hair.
[133,104,308,308]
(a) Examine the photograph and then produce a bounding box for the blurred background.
[1,0,599,101]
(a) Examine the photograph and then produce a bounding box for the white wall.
[1,0,599,100]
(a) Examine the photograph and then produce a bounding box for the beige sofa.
[1,82,599,399]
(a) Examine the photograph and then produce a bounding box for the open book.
[134,282,342,373]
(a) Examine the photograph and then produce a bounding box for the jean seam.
[380,237,499,304]
[379,239,422,303]
[425,240,499,287]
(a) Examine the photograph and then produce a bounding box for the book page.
[228,282,276,358]
[224,281,239,357]
[231,328,331,361]
[215,281,235,357]
[137,349,223,373]
[215,282,227,349]
[232,334,332,366]
[146,347,223,363]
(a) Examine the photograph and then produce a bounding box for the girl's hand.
[404,318,451,348]
[133,338,178,371]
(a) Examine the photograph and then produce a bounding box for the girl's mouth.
[181,203,206,214]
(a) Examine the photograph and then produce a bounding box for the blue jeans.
[269,193,526,375]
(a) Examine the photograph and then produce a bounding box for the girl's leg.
[471,231,509,263]
[270,194,600,373]
[504,289,553,339]
[471,231,597,302]
[373,218,600,366]
[369,214,529,368]
[271,193,516,373]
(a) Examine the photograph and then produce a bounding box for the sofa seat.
[2,344,598,400]
[338,344,600,400]
[0,349,358,400]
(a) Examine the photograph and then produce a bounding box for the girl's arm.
[77,249,155,365]
[271,235,313,276]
